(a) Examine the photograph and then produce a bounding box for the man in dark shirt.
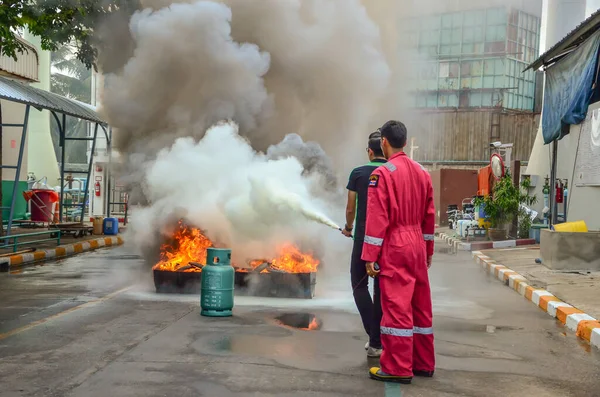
[342,131,386,357]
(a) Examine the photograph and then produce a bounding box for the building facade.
[401,6,542,111]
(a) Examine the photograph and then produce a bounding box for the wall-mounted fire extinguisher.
[555,180,564,204]
[95,181,101,197]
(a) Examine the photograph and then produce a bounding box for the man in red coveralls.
[362,120,436,384]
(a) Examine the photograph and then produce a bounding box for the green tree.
[0,0,141,71]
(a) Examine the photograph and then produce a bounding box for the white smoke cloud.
[128,122,339,265]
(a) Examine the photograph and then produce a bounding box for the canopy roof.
[526,9,600,71]
[0,75,106,125]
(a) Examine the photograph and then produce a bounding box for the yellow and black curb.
[472,250,600,350]
[0,236,124,272]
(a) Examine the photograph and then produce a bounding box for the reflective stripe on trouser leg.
[381,327,414,337]
[379,274,415,377]
[423,234,434,241]
[412,258,435,372]
[413,326,433,335]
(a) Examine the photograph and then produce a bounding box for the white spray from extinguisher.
[247,176,341,231]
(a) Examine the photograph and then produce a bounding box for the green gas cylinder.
[201,248,235,317]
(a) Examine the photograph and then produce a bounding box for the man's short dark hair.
[379,120,407,149]
[368,131,384,157]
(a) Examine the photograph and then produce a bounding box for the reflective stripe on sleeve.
[365,235,384,246]
[383,162,397,172]
[413,326,434,335]
[423,234,434,241]
[381,326,414,337]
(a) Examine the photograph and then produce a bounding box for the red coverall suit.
[361,151,436,377]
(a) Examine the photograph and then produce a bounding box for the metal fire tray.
[234,271,316,299]
[153,269,202,294]
[153,269,316,299]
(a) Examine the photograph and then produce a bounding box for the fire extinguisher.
[555,180,564,204]
[95,181,101,197]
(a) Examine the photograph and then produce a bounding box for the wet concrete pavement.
[1,246,600,396]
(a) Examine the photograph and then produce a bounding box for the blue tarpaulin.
[542,30,600,144]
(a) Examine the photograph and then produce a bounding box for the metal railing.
[0,230,62,253]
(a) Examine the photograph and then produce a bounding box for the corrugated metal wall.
[0,46,38,81]
[410,110,539,162]
[0,38,39,82]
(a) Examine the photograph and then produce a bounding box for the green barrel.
[201,248,235,317]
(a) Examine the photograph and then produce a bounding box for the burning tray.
[234,271,316,299]
[153,269,202,294]
[152,269,316,299]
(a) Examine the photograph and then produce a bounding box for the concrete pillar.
[21,31,60,188]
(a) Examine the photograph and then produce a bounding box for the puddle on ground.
[275,312,322,331]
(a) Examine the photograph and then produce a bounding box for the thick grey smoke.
[99,0,395,266]
[102,0,390,174]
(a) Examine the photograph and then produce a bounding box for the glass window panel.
[462,43,474,54]
[451,45,461,55]
[494,59,505,75]
[508,41,517,56]
[441,45,451,55]
[486,26,496,42]
[439,62,449,78]
[442,14,453,28]
[484,59,495,75]
[474,43,484,54]
[470,92,482,107]
[452,28,462,43]
[453,12,463,26]
[441,30,452,44]
[460,92,470,107]
[439,94,448,107]
[483,76,494,88]
[449,62,459,77]
[472,60,482,75]
[494,76,505,88]
[428,79,438,90]
[482,92,492,106]
[461,77,472,89]
[426,94,438,107]
[417,94,426,107]
[474,27,484,40]
[497,26,506,41]
[486,9,497,25]
[473,10,485,25]
[464,11,476,26]
[463,27,475,43]
[460,61,471,77]
[449,93,459,107]
[508,25,517,41]
[498,8,508,25]
[471,77,482,89]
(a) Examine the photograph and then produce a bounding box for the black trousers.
[351,238,382,349]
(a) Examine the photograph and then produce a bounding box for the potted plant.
[518,177,538,239]
[475,175,535,241]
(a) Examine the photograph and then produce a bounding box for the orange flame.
[249,244,319,274]
[301,317,320,331]
[154,222,319,274]
[153,222,213,272]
